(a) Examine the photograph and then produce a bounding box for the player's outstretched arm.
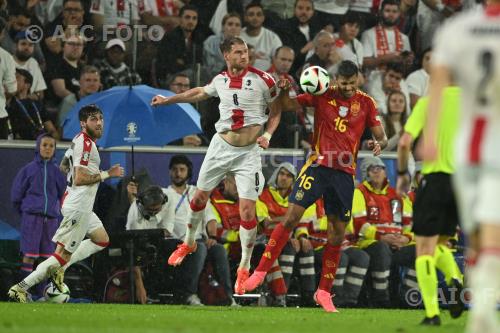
[151,87,209,106]
[74,164,124,186]
[367,125,388,155]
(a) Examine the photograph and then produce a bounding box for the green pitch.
[0,303,467,333]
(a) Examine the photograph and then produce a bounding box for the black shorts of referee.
[412,172,460,237]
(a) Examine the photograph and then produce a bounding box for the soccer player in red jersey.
[244,60,388,312]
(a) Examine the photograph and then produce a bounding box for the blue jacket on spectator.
[11,134,66,218]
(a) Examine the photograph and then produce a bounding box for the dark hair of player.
[337,60,359,78]
[79,104,103,122]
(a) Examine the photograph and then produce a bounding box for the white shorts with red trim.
[52,209,103,253]
[197,133,264,200]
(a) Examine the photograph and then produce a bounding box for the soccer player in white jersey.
[151,36,288,295]
[8,104,124,302]
[423,3,500,333]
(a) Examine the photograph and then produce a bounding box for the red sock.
[318,244,341,292]
[255,223,291,273]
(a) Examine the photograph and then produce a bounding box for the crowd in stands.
[2,0,469,306]
[0,0,475,149]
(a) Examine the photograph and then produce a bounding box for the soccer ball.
[300,66,330,95]
[44,282,70,303]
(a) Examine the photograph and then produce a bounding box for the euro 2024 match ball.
[300,66,330,95]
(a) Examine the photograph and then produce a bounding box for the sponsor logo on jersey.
[323,273,335,279]
[268,239,276,247]
[263,251,272,259]
[328,99,337,107]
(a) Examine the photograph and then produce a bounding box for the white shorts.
[453,167,500,234]
[52,209,103,253]
[197,133,264,200]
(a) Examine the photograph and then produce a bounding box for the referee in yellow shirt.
[396,86,464,326]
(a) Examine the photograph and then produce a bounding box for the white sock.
[239,225,257,270]
[184,205,205,246]
[469,254,500,323]
[63,240,106,271]
[19,256,62,290]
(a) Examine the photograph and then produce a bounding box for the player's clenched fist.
[276,78,291,91]
[151,95,169,106]
[108,164,124,177]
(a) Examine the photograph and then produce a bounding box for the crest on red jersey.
[339,106,349,118]
[351,101,360,116]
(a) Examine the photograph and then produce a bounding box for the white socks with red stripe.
[239,219,257,270]
[62,239,108,271]
[18,254,66,291]
[184,201,206,246]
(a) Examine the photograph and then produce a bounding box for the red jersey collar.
[226,67,249,79]
[81,131,97,143]
[485,3,500,16]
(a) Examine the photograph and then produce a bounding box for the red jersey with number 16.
[297,87,381,175]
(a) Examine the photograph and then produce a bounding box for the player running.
[151,36,288,295]
[8,104,124,302]
[422,4,500,332]
[243,60,388,312]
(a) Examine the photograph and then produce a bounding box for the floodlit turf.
[0,303,468,333]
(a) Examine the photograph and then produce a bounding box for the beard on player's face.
[172,176,188,187]
[84,124,102,139]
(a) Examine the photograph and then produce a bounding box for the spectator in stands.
[381,90,407,151]
[366,61,410,115]
[22,0,64,26]
[94,38,141,90]
[261,0,295,20]
[58,65,101,128]
[1,7,45,65]
[155,5,207,84]
[397,0,418,40]
[335,12,364,69]
[348,0,378,32]
[7,69,58,140]
[0,17,18,139]
[142,0,182,32]
[209,0,245,36]
[295,198,370,307]
[10,133,66,296]
[43,0,90,66]
[90,0,143,32]
[417,0,461,52]
[239,2,282,71]
[362,0,412,70]
[406,48,431,109]
[166,73,204,147]
[161,155,219,306]
[46,33,85,106]
[256,163,316,306]
[13,31,46,101]
[351,156,415,307]
[275,0,322,78]
[203,12,241,78]
[313,0,350,33]
[303,30,342,77]
[267,46,302,148]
